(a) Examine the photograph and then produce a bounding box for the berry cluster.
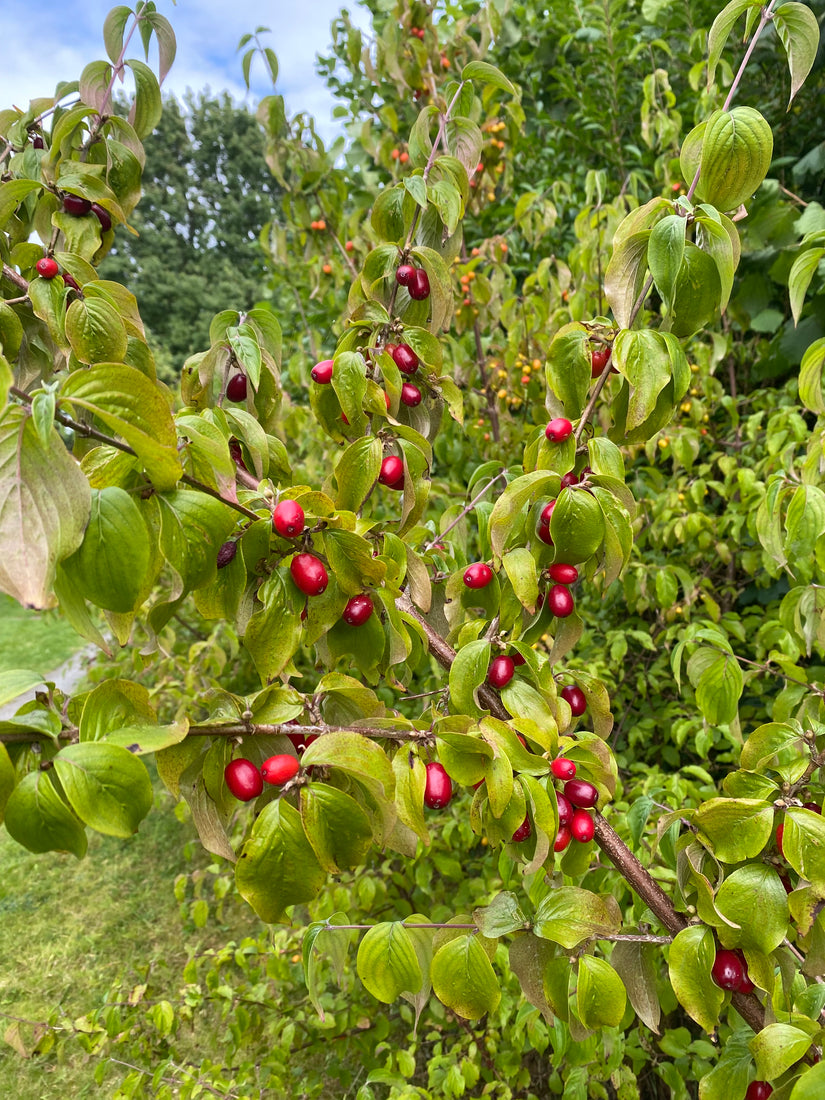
[224,754,301,801]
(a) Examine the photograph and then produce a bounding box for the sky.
[0,0,373,141]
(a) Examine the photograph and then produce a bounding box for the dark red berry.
[561,685,587,716]
[62,193,91,216]
[31,134,45,149]
[548,563,578,584]
[396,264,415,286]
[554,824,571,852]
[273,499,305,538]
[35,257,59,279]
[401,382,422,406]
[379,455,405,488]
[463,562,493,589]
[776,823,784,856]
[261,754,300,786]
[591,347,611,376]
[287,731,319,753]
[392,343,419,374]
[488,655,515,689]
[547,584,574,617]
[229,439,248,471]
[216,540,237,569]
[560,471,579,489]
[570,808,595,842]
[225,758,263,802]
[227,373,248,402]
[802,801,821,813]
[711,949,745,991]
[540,500,556,525]
[545,417,573,443]
[537,523,554,546]
[290,553,328,596]
[512,816,532,842]
[745,1082,773,1100]
[343,594,374,626]
[564,779,598,809]
[551,758,577,781]
[91,203,112,232]
[62,272,80,292]
[424,761,453,809]
[408,268,430,300]
[311,359,334,384]
[556,792,573,826]
[511,652,527,666]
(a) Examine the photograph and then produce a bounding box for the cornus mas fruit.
[311,359,334,383]
[551,758,577,781]
[91,202,112,232]
[225,759,263,802]
[711,949,745,991]
[776,823,785,856]
[400,382,422,407]
[342,594,374,626]
[272,499,305,538]
[540,500,556,526]
[570,809,595,842]
[287,731,319,754]
[591,346,611,376]
[261,754,300,786]
[547,584,575,617]
[548,563,578,584]
[35,257,59,279]
[378,455,404,488]
[511,816,532,842]
[545,417,573,442]
[554,824,571,852]
[556,793,573,826]
[488,655,515,689]
[565,779,598,808]
[62,193,91,216]
[463,562,493,589]
[396,264,415,286]
[745,1083,773,1100]
[561,685,587,716]
[392,343,419,374]
[216,541,237,569]
[290,553,328,596]
[424,762,453,809]
[408,268,430,300]
[226,373,248,402]
[560,470,579,489]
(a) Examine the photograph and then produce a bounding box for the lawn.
[0,594,85,676]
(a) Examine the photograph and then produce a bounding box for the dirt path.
[0,645,97,721]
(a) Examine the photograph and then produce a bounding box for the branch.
[422,472,506,551]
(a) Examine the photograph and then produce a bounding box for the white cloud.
[0,0,373,140]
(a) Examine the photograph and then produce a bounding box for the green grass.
[0,594,84,675]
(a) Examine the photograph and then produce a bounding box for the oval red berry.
[273,499,305,538]
[225,758,263,802]
[424,761,453,809]
[261,754,300,786]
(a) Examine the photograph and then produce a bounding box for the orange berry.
[500,242,508,252]
[323,263,332,274]
[345,240,354,251]
[391,149,400,160]
[400,151,409,163]
[463,297,471,305]
[471,247,480,256]
[467,271,475,281]
[441,55,450,69]
[317,220,326,231]
[521,374,531,385]
[484,432,490,440]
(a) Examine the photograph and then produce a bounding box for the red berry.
[540,500,556,525]
[776,823,784,856]
[512,816,532,842]
[537,523,554,546]
[408,268,430,300]
[556,792,573,826]
[548,563,578,584]
[216,540,237,569]
[547,584,574,617]
[554,824,572,852]
[564,779,598,809]
[488,655,515,689]
[551,758,577,781]
[343,594,374,626]
[227,373,248,402]
[802,801,821,813]
[396,264,415,286]
[35,257,59,279]
[591,347,611,376]
[261,754,300,786]
[463,562,493,589]
[511,652,527,666]
[745,1083,773,1100]
[379,455,405,488]
[287,731,319,754]
[560,470,579,489]
[545,417,573,442]
[570,808,595,842]
[711,949,745,991]
[561,685,587,716]
[32,134,45,149]
[229,439,248,470]
[401,382,422,407]
[91,202,112,232]
[225,758,263,802]
[62,193,91,216]
[290,553,329,596]
[311,359,334,384]
[424,761,453,809]
[392,342,419,374]
[273,499,305,538]
[62,272,80,292]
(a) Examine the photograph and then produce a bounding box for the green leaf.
[611,940,661,1033]
[694,798,773,862]
[333,437,383,512]
[695,211,737,311]
[65,296,128,365]
[789,247,825,326]
[473,892,529,937]
[449,639,491,719]
[604,230,651,329]
[444,117,483,177]
[789,1062,825,1100]
[79,678,155,742]
[61,364,182,490]
[577,956,627,1030]
[549,487,605,565]
[404,176,428,209]
[4,770,87,858]
[61,487,152,612]
[156,490,237,593]
[707,0,761,89]
[53,742,153,837]
[460,61,516,95]
[0,669,47,709]
[667,925,724,1033]
[798,338,825,413]
[489,471,558,558]
[773,3,821,106]
[124,58,162,139]
[0,405,91,608]
[697,107,774,211]
[244,571,303,685]
[687,647,743,725]
[104,721,188,755]
[502,548,539,610]
[698,1030,755,1100]
[325,530,387,596]
[784,807,825,892]
[236,799,326,923]
[392,750,429,844]
[750,1023,812,1081]
[0,741,14,824]
[533,887,621,948]
[648,214,686,311]
[300,783,375,873]
[612,330,672,432]
[357,922,423,1003]
[431,934,501,1020]
[301,731,396,843]
[715,865,789,953]
[545,323,591,419]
